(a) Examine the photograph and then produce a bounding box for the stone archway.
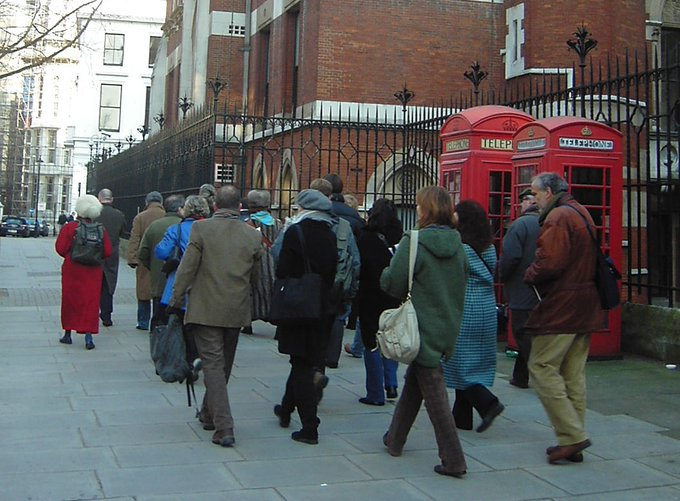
[252,153,268,189]
[274,149,298,219]
[365,149,439,229]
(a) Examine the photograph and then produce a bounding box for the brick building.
[150,0,673,127]
[108,0,678,307]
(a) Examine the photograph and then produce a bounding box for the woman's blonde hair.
[416,186,455,229]
[182,195,210,219]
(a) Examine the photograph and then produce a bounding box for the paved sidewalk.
[1,236,679,500]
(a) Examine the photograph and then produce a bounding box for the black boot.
[59,330,72,345]
[466,384,504,433]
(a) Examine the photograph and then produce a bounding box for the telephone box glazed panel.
[511,116,623,358]
[440,106,534,330]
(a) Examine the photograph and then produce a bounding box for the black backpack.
[71,222,105,266]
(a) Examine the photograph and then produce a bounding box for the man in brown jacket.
[524,172,606,465]
[169,185,262,447]
[126,191,165,330]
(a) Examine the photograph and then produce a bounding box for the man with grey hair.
[96,188,127,327]
[242,189,282,333]
[138,194,184,330]
[169,184,262,447]
[127,191,165,330]
[523,172,606,464]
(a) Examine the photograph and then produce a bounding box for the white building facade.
[69,0,166,210]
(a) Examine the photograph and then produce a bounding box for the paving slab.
[2,235,680,500]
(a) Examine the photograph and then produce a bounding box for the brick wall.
[521,0,647,70]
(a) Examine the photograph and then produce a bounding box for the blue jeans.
[364,348,399,403]
[348,320,365,358]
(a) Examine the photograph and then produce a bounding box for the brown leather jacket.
[523,194,606,335]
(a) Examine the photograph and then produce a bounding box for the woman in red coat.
[56,194,113,349]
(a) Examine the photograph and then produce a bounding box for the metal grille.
[92,50,680,307]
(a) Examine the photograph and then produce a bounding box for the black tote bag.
[268,224,323,326]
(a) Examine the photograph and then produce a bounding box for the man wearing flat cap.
[127,191,165,330]
[498,187,540,389]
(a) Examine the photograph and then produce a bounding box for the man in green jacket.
[138,194,184,329]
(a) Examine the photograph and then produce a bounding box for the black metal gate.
[94,49,679,307]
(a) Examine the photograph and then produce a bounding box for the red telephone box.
[440,106,535,335]
[440,106,535,253]
[511,116,623,358]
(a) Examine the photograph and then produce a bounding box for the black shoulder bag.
[268,224,324,326]
[565,205,621,310]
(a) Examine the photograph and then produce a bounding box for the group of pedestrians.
[53,171,605,475]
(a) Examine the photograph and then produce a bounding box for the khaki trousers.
[529,333,590,446]
[193,325,240,434]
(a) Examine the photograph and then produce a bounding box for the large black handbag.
[268,224,323,326]
[161,223,182,275]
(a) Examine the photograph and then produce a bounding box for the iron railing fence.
[92,49,679,306]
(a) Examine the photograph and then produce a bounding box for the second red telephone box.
[511,116,623,358]
[440,105,535,252]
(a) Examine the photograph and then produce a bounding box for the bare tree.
[0,0,102,81]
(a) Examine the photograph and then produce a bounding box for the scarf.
[250,210,275,226]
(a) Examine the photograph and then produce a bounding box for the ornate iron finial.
[125,134,135,147]
[566,23,598,68]
[394,85,415,113]
[137,124,149,140]
[178,94,193,119]
[463,61,488,94]
[114,140,122,153]
[207,75,226,111]
[153,112,165,130]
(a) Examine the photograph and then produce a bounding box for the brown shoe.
[546,445,584,463]
[548,439,591,464]
[434,464,466,478]
[383,431,402,457]
[211,430,235,447]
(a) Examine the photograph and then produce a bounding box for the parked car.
[0,217,31,237]
[24,218,42,237]
[40,220,51,236]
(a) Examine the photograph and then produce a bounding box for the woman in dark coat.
[274,189,337,445]
[356,198,403,405]
[56,195,112,350]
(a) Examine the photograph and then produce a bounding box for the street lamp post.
[34,157,43,219]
